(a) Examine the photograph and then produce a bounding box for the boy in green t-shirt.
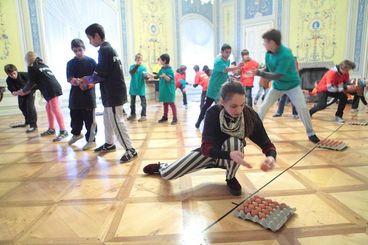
[255,29,320,143]
[195,44,242,128]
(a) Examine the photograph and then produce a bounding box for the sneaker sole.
[95,148,116,153]
[120,154,138,163]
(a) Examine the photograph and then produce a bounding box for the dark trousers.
[70,108,97,142]
[179,87,187,105]
[244,86,253,108]
[277,94,298,115]
[18,92,37,127]
[200,90,207,109]
[351,93,367,109]
[309,91,347,118]
[130,95,146,116]
[196,96,215,126]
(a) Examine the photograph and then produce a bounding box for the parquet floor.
[0,96,367,244]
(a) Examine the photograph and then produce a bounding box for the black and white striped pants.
[160,137,244,180]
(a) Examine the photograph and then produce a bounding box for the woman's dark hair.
[220,81,245,102]
[220,81,256,137]
[85,23,105,40]
[193,65,200,72]
[262,29,281,46]
[221,43,231,52]
[4,64,17,74]
[159,53,170,64]
[71,38,85,50]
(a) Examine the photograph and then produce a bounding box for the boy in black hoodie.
[85,23,137,163]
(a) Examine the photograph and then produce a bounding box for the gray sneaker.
[82,141,96,151]
[127,115,136,121]
[335,116,345,124]
[68,134,84,145]
[138,116,147,122]
[53,130,69,142]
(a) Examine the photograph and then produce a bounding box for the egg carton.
[234,196,296,232]
[234,206,296,232]
[348,120,368,126]
[316,139,347,151]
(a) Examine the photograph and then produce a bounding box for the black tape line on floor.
[201,124,345,233]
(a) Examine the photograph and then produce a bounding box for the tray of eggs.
[348,120,368,126]
[316,139,347,151]
[234,195,296,232]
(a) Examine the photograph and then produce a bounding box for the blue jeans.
[244,86,253,108]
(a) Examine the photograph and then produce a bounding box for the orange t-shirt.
[194,71,209,91]
[174,72,186,89]
[240,59,259,87]
[316,67,349,93]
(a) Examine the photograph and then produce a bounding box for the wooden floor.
[0,98,368,245]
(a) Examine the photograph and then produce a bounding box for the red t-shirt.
[316,67,349,93]
[194,71,209,91]
[240,59,259,87]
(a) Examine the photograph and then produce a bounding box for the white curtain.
[42,0,121,101]
[180,17,214,82]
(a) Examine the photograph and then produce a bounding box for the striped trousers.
[160,137,244,180]
[103,105,133,150]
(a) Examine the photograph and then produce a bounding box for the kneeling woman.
[144,82,276,196]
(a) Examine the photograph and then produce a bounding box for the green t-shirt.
[265,44,300,91]
[129,64,147,96]
[158,66,175,103]
[206,56,230,100]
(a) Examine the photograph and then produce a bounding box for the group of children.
[4,25,367,179]
[143,29,367,197]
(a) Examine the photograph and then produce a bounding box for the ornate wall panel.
[131,0,175,71]
[0,0,23,71]
[289,0,348,63]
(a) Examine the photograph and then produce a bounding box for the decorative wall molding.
[353,0,366,72]
[119,0,129,74]
[245,0,273,20]
[28,0,41,56]
[277,0,282,30]
[182,0,213,22]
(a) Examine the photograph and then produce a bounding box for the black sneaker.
[171,118,178,125]
[94,143,117,153]
[308,134,320,144]
[226,177,242,196]
[26,127,38,133]
[40,128,56,136]
[143,163,161,175]
[120,148,138,163]
[53,130,69,142]
[273,113,282,117]
[158,116,168,123]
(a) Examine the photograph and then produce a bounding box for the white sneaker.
[335,116,345,124]
[350,109,358,114]
[82,141,96,151]
[68,134,84,145]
